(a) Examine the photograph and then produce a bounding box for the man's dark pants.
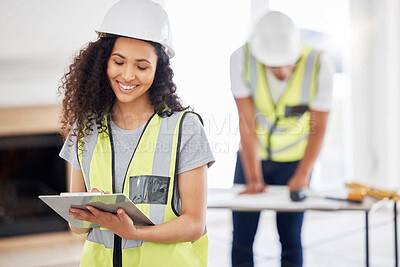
[232,152,304,267]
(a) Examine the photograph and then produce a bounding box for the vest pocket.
[285,105,308,117]
[129,175,170,204]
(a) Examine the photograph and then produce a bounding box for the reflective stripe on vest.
[77,111,208,267]
[244,44,321,161]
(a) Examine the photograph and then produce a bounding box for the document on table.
[207,185,375,212]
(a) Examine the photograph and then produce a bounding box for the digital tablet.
[39,193,155,228]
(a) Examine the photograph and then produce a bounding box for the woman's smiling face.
[107,37,158,107]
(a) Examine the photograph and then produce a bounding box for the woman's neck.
[111,101,154,130]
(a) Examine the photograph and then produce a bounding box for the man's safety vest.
[77,111,208,267]
[243,44,321,162]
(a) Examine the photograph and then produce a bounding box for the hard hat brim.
[96,31,175,58]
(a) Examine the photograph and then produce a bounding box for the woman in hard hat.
[230,11,334,267]
[58,1,214,266]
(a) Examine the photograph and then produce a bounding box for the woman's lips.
[117,81,138,92]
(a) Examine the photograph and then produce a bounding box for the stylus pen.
[325,196,363,204]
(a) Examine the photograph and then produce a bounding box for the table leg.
[395,201,398,267]
[366,210,369,267]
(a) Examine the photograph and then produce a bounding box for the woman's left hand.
[69,206,138,239]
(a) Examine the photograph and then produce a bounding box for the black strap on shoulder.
[171,111,204,216]
[186,111,204,125]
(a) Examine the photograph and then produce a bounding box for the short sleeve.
[59,133,81,172]
[178,113,215,174]
[309,53,335,111]
[230,46,252,99]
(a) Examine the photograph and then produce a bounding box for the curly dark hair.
[58,36,187,144]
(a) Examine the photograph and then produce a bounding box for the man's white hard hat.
[249,11,303,67]
[97,0,175,58]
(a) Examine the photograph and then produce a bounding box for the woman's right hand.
[90,188,110,194]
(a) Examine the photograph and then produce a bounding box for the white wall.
[350,0,400,189]
[0,0,118,107]
[164,0,250,188]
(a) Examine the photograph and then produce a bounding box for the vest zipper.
[107,114,122,267]
[113,235,122,267]
[267,117,280,160]
[108,113,156,266]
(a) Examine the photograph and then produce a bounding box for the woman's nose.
[121,65,136,82]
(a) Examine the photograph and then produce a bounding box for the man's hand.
[287,173,309,191]
[241,180,267,194]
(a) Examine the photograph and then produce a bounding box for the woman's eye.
[114,60,123,66]
[137,66,148,71]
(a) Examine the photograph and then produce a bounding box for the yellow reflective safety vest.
[244,44,321,162]
[77,111,208,267]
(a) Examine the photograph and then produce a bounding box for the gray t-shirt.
[60,113,215,192]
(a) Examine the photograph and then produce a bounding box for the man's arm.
[235,97,266,194]
[287,109,329,191]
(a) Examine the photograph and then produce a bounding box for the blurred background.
[0,0,399,266]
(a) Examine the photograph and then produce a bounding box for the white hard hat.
[97,0,175,58]
[249,11,303,67]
